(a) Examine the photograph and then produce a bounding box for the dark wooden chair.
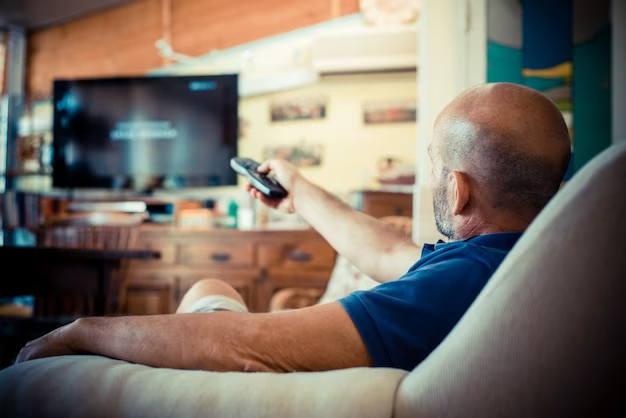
[30,211,146,316]
[0,211,147,369]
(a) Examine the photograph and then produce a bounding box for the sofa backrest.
[394,142,626,417]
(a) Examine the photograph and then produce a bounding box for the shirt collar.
[421,232,523,257]
[463,232,523,249]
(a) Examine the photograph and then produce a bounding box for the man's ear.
[448,171,470,215]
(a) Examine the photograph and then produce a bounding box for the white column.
[613,0,626,144]
[1,28,26,192]
[413,0,487,245]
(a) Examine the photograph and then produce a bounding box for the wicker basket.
[34,211,145,250]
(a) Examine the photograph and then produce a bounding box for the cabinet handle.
[210,253,231,262]
[288,251,312,262]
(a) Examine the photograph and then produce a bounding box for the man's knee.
[177,278,246,313]
[188,278,234,295]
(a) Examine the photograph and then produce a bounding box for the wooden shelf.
[354,189,413,218]
[2,170,51,177]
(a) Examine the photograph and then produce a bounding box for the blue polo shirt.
[337,232,522,371]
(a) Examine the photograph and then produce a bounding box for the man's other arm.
[16,303,371,372]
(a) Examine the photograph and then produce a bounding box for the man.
[16,82,571,373]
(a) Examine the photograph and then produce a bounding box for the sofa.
[0,141,625,418]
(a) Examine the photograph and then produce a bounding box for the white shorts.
[185,295,249,313]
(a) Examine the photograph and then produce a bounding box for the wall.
[25,0,360,100]
[238,72,417,193]
[413,0,486,245]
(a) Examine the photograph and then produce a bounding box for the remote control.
[230,157,288,199]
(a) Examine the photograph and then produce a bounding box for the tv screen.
[52,74,239,193]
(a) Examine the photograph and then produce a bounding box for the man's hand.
[247,159,303,213]
[16,320,82,363]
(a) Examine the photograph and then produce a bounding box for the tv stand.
[66,200,149,214]
[42,195,191,226]
[137,190,155,198]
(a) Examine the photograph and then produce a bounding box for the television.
[52,74,239,193]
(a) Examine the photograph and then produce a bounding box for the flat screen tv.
[52,74,239,193]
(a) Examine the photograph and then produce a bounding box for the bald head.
[430,82,571,238]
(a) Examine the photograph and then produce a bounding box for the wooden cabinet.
[355,190,413,218]
[124,225,336,315]
[181,243,255,268]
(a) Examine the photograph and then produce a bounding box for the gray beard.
[433,178,454,239]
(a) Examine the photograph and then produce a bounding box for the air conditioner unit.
[239,67,319,97]
[311,25,418,74]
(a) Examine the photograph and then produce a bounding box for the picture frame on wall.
[238,117,250,139]
[263,142,323,167]
[270,96,327,122]
[363,99,417,124]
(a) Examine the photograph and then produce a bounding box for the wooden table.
[0,245,161,316]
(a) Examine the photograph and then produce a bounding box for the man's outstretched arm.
[15,302,371,372]
[251,159,422,283]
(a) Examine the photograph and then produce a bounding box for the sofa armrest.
[0,355,407,418]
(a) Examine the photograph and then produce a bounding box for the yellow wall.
[238,72,417,194]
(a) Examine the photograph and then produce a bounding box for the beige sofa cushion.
[317,254,381,304]
[395,142,626,417]
[0,355,406,418]
[317,216,412,304]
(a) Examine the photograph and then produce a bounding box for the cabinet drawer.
[181,243,255,267]
[131,241,176,265]
[259,240,336,271]
[368,201,412,218]
[360,192,412,218]
[125,280,173,315]
[127,269,174,283]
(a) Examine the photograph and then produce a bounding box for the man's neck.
[452,218,527,241]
